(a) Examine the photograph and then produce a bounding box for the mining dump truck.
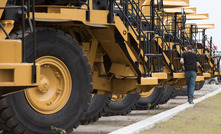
[0,0,168,133]
[0,0,220,133]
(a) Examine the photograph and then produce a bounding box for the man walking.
[180,45,200,104]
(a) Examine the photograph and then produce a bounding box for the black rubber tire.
[105,93,140,116]
[135,87,164,110]
[195,81,205,90]
[80,94,111,125]
[157,86,175,105]
[170,89,181,99]
[0,28,93,134]
[178,87,188,96]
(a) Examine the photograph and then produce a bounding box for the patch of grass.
[51,126,66,134]
[140,93,221,134]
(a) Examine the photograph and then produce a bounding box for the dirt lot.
[74,85,221,134]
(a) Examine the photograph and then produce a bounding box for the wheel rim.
[90,94,95,101]
[140,88,155,98]
[111,94,126,101]
[25,56,72,114]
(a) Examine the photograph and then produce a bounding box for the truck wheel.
[170,88,181,99]
[195,81,205,90]
[81,94,111,125]
[157,86,175,105]
[0,29,93,133]
[105,93,140,116]
[136,87,164,110]
[179,87,188,96]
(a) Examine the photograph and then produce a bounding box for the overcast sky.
[187,0,221,50]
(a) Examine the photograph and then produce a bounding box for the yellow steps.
[203,73,211,78]
[152,72,168,80]
[140,77,158,85]
[173,72,185,79]
[196,76,204,82]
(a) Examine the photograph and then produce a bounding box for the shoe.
[188,100,194,104]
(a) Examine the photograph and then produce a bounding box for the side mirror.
[157,0,163,11]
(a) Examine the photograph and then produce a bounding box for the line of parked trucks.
[0,0,220,133]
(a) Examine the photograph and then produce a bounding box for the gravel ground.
[74,85,221,134]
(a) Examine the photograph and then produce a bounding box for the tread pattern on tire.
[81,95,111,125]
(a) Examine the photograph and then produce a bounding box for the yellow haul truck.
[0,0,219,133]
[0,0,172,133]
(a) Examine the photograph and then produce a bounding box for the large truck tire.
[105,93,140,116]
[170,89,181,99]
[157,86,175,105]
[195,81,205,90]
[179,87,188,96]
[135,87,164,110]
[0,28,93,133]
[81,94,111,125]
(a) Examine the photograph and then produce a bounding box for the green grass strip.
[140,93,221,134]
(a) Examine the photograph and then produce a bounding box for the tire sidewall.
[137,87,164,109]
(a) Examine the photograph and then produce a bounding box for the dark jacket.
[181,51,199,72]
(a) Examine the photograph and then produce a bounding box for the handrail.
[115,0,187,74]
[115,2,139,37]
[115,0,166,75]
[154,9,168,33]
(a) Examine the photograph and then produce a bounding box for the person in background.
[180,45,200,104]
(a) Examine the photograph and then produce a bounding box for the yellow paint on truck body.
[0,40,21,63]
[0,40,40,95]
[0,63,40,87]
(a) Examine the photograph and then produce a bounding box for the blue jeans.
[185,71,197,101]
